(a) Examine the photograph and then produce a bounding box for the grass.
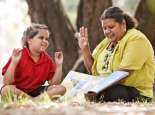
[1,93,155,115]
[0,91,56,108]
[1,90,155,110]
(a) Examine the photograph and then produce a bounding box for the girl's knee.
[58,85,66,95]
[48,85,66,95]
[0,85,15,96]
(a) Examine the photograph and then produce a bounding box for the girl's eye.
[45,38,49,41]
[39,36,44,40]
[38,36,49,41]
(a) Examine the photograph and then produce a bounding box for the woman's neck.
[110,41,117,48]
[107,41,117,51]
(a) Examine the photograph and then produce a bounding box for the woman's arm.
[81,45,94,74]
[3,49,22,85]
[77,27,94,74]
[48,51,63,85]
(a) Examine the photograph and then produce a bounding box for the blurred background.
[0,0,155,86]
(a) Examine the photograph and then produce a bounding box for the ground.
[0,101,155,115]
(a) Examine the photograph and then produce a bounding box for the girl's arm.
[48,51,63,85]
[3,49,22,85]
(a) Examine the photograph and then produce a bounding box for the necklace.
[102,42,116,70]
[107,42,117,52]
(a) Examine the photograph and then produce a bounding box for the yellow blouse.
[92,29,155,98]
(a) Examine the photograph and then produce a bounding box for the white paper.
[61,71,128,101]
[88,71,129,93]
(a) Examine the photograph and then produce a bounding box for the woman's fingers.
[80,26,85,37]
[76,26,89,50]
[85,28,88,40]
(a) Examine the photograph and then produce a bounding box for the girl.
[1,23,66,100]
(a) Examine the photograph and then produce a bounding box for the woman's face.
[101,18,126,42]
[28,29,49,53]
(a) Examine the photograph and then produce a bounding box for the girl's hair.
[100,6,138,30]
[22,23,49,48]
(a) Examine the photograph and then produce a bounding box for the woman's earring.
[123,26,126,33]
[122,20,127,33]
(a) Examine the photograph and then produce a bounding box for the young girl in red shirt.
[1,23,66,100]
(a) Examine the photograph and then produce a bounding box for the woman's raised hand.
[77,26,89,50]
[54,51,63,65]
[11,48,22,65]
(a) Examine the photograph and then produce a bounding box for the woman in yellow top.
[77,6,155,102]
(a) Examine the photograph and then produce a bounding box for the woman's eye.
[109,26,114,29]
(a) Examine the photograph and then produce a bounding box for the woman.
[77,6,155,102]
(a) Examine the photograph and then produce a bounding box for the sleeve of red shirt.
[2,58,12,75]
[47,58,56,81]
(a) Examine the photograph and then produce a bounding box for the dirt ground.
[1,101,155,115]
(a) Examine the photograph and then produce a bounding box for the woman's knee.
[101,85,130,102]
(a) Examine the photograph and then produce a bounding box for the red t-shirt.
[2,48,56,93]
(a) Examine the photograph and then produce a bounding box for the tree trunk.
[26,0,78,77]
[76,0,112,51]
[135,0,155,50]
[135,0,155,96]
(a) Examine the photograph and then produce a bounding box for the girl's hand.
[54,51,63,65]
[76,26,89,50]
[11,48,22,65]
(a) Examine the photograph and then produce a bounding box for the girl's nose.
[42,38,48,42]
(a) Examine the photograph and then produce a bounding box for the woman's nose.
[104,29,111,36]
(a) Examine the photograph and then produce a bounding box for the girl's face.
[28,29,49,53]
[101,18,126,43]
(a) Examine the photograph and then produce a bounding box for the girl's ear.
[27,38,32,45]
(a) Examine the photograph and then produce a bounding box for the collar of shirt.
[23,47,48,65]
